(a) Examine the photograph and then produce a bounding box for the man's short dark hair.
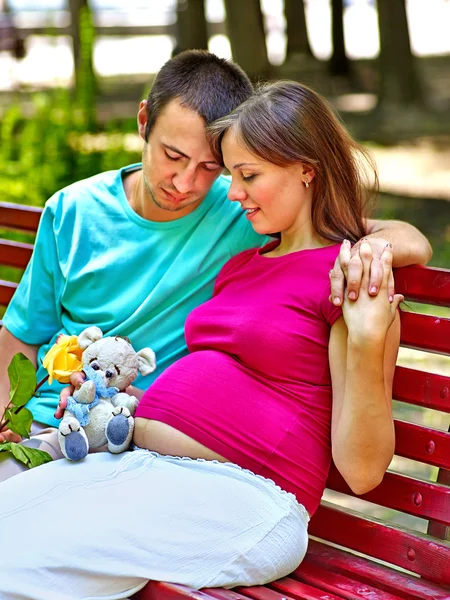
[144,50,253,141]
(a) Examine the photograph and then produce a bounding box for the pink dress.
[136,240,342,516]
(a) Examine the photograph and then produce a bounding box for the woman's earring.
[303,179,309,188]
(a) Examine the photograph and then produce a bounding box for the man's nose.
[173,166,196,194]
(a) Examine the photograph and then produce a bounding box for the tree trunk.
[376,0,424,106]
[329,0,349,77]
[223,0,270,81]
[173,0,208,56]
[284,0,312,58]
[68,0,96,129]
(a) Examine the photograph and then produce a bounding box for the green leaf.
[0,442,52,469]
[7,407,33,438]
[8,352,37,407]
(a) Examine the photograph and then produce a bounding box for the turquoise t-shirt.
[4,164,269,427]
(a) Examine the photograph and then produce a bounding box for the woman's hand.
[54,371,86,419]
[342,241,404,344]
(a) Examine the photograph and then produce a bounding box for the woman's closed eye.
[242,173,257,182]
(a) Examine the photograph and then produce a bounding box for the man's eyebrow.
[162,143,190,159]
[162,143,219,165]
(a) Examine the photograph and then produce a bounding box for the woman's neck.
[266,220,332,257]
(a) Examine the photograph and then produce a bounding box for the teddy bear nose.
[105,370,114,379]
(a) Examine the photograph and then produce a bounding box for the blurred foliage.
[0,89,139,209]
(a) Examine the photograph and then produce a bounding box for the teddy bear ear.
[78,326,104,349]
[137,348,156,376]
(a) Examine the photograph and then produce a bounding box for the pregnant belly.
[133,418,229,462]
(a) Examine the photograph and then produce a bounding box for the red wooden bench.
[1,200,449,599]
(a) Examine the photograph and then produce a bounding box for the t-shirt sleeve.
[320,282,343,327]
[3,198,64,345]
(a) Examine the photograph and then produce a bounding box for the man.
[0,50,431,478]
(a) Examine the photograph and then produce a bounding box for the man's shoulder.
[46,165,132,214]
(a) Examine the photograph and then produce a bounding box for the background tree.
[223,0,270,81]
[173,0,208,55]
[68,0,97,129]
[329,0,350,78]
[284,0,312,60]
[376,0,424,107]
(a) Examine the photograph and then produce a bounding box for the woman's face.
[221,129,313,236]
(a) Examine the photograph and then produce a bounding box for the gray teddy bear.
[58,326,156,461]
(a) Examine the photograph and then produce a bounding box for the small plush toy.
[50,326,156,461]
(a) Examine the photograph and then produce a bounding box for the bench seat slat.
[395,265,450,307]
[327,467,450,524]
[400,312,450,355]
[0,202,42,232]
[393,367,450,412]
[290,565,404,599]
[394,420,450,468]
[0,239,34,269]
[305,539,450,600]
[238,582,340,600]
[308,503,450,584]
[135,582,219,600]
[204,589,251,600]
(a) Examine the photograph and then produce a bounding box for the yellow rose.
[43,334,83,384]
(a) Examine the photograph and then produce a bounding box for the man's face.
[137,99,223,220]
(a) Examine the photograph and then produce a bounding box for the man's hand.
[54,372,86,420]
[329,239,395,306]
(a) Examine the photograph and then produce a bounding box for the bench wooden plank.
[309,504,450,584]
[205,589,262,600]
[237,583,341,600]
[0,280,18,306]
[400,312,450,355]
[394,420,450,469]
[290,565,404,599]
[0,239,34,269]
[393,367,450,412]
[0,202,42,232]
[395,265,450,307]
[305,540,450,600]
[327,468,450,524]
[136,582,219,600]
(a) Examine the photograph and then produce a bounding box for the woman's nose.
[228,181,247,203]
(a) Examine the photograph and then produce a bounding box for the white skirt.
[0,449,309,600]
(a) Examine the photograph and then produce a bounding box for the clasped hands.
[331,237,404,341]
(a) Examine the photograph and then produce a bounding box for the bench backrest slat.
[394,420,450,469]
[0,280,19,306]
[393,366,450,411]
[400,311,450,354]
[309,503,450,585]
[0,202,42,232]
[327,468,450,524]
[395,265,450,307]
[0,239,34,269]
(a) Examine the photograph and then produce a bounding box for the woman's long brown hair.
[207,81,378,243]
